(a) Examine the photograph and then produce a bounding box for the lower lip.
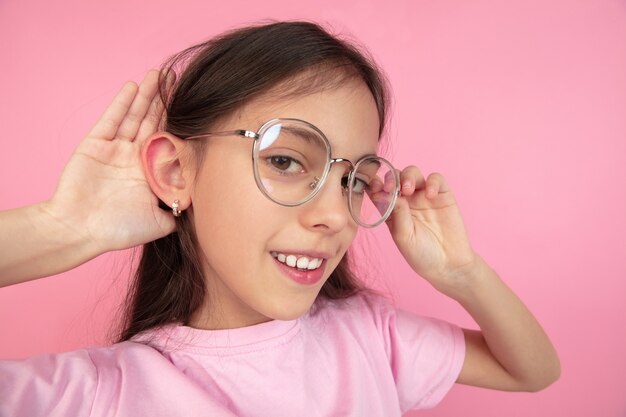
[272,256,326,285]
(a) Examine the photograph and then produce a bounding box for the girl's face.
[187,80,380,330]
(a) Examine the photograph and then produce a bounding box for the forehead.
[221,80,381,158]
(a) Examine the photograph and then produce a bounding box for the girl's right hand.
[43,69,177,255]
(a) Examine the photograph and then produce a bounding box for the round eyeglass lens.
[253,120,330,206]
[348,157,398,227]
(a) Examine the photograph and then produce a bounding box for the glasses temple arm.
[184,130,258,141]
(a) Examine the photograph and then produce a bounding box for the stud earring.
[172,199,182,217]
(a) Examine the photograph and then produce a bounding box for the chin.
[263,296,317,321]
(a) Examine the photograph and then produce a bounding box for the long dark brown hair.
[117,21,390,342]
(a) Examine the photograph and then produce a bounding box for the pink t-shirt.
[0,292,465,416]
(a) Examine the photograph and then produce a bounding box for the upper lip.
[271,249,334,260]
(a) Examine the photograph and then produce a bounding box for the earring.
[172,199,182,217]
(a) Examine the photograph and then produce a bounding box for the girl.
[0,21,559,416]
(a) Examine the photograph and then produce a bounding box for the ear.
[141,132,193,212]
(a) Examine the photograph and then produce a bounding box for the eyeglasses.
[184,118,400,228]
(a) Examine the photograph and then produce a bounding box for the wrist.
[36,200,103,260]
[436,254,495,303]
[0,202,104,286]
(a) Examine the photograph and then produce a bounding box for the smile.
[270,251,324,271]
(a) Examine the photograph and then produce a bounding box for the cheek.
[191,159,280,254]
[192,152,256,218]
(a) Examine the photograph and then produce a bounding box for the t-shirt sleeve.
[0,350,97,417]
[361,292,466,412]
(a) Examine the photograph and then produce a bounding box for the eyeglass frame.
[183,118,400,228]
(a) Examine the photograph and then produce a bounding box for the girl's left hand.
[383,166,477,293]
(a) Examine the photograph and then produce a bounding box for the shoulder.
[86,339,166,365]
[0,341,161,388]
[311,290,464,370]
[310,289,397,330]
[327,290,461,340]
[316,292,466,412]
[0,341,199,417]
[304,290,399,349]
[0,341,165,387]
[1,347,98,383]
[0,344,133,417]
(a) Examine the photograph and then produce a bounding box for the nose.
[298,164,353,233]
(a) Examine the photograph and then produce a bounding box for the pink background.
[1,0,625,416]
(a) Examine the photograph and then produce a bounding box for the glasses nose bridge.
[328,157,355,176]
[312,157,353,206]
[327,157,355,190]
[303,157,354,225]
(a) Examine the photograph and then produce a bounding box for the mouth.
[270,251,325,271]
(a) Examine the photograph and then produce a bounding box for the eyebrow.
[283,127,379,161]
[280,126,322,144]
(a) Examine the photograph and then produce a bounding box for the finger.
[384,194,412,240]
[383,169,399,193]
[425,172,450,198]
[154,207,177,237]
[136,70,176,142]
[398,165,425,196]
[368,177,384,194]
[365,185,392,215]
[86,81,138,140]
[115,70,161,142]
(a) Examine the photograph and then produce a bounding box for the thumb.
[153,208,177,239]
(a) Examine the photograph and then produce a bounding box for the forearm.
[449,255,561,391]
[0,203,100,287]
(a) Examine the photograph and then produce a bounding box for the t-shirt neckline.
[133,318,301,356]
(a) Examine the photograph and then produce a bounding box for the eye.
[266,155,305,175]
[342,176,369,194]
[352,178,368,194]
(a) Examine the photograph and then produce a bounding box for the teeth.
[271,251,324,270]
[307,259,320,270]
[296,257,309,269]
